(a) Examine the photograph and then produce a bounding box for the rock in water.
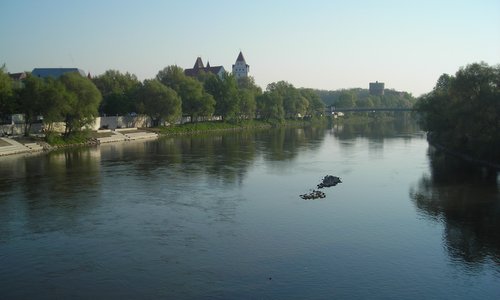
[317,175,342,188]
[300,190,326,200]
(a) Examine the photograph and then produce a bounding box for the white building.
[232,51,249,78]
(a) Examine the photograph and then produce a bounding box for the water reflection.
[332,113,420,140]
[410,148,500,266]
[0,148,101,238]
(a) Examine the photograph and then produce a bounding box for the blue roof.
[32,68,86,78]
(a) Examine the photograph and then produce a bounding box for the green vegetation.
[157,120,271,135]
[317,88,417,109]
[0,68,102,139]
[45,130,91,146]
[415,62,500,164]
[1,62,421,149]
[137,79,181,126]
[92,70,140,115]
[0,65,15,123]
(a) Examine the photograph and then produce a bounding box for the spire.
[206,61,210,68]
[193,57,204,69]
[236,51,246,63]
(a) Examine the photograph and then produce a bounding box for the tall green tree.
[236,76,261,121]
[40,78,72,132]
[137,79,181,127]
[416,62,500,163]
[156,65,215,122]
[336,90,356,108]
[300,88,325,117]
[0,66,15,122]
[16,74,45,135]
[204,73,240,122]
[256,91,284,122]
[92,70,140,115]
[267,81,307,118]
[59,73,102,136]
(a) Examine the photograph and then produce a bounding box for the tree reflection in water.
[410,147,500,267]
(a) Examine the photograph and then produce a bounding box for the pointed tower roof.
[235,51,246,63]
[193,57,204,69]
[206,61,211,68]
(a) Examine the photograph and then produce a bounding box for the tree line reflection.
[410,148,500,267]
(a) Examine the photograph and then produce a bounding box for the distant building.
[232,51,249,78]
[8,72,27,88]
[184,57,225,79]
[31,68,86,79]
[369,81,385,96]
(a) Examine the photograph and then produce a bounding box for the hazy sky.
[1,0,499,96]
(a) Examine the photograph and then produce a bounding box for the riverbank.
[0,118,328,157]
[427,135,500,172]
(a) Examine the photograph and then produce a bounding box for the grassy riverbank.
[150,118,327,136]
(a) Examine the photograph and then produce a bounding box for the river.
[1,118,499,299]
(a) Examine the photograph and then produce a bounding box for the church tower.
[232,51,249,78]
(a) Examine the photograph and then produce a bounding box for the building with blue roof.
[31,68,87,79]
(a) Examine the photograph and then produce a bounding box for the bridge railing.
[326,107,415,113]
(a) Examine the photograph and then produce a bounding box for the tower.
[232,51,249,78]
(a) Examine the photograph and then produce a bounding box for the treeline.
[0,68,101,136]
[1,65,326,138]
[94,66,325,125]
[415,62,500,164]
[316,88,417,109]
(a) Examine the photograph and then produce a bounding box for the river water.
[1,119,499,299]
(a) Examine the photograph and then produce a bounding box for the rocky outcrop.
[317,175,342,188]
[300,190,326,200]
[300,175,342,200]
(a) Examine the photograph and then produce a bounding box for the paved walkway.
[96,128,158,144]
[0,128,159,157]
[0,137,44,156]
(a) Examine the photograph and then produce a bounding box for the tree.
[0,66,15,122]
[59,73,102,136]
[256,91,284,122]
[203,72,240,122]
[40,78,72,131]
[336,90,356,108]
[157,65,215,122]
[137,79,181,127]
[236,76,260,121]
[300,88,325,117]
[16,74,45,135]
[238,88,257,120]
[267,81,309,119]
[416,62,500,163]
[92,70,140,115]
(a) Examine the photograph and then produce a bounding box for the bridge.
[327,107,415,113]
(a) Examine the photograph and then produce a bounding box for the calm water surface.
[1,120,499,299]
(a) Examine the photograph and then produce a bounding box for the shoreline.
[0,119,322,158]
[0,115,399,158]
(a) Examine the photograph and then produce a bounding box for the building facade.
[184,57,225,79]
[31,68,86,79]
[232,51,249,78]
[369,81,385,96]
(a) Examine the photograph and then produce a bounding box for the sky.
[1,0,499,96]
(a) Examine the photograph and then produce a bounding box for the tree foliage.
[16,74,45,135]
[0,66,16,122]
[92,70,140,115]
[59,73,102,136]
[203,72,240,122]
[415,62,500,163]
[300,88,325,117]
[157,65,215,122]
[317,88,416,109]
[137,79,181,126]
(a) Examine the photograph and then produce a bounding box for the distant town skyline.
[1,0,499,96]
